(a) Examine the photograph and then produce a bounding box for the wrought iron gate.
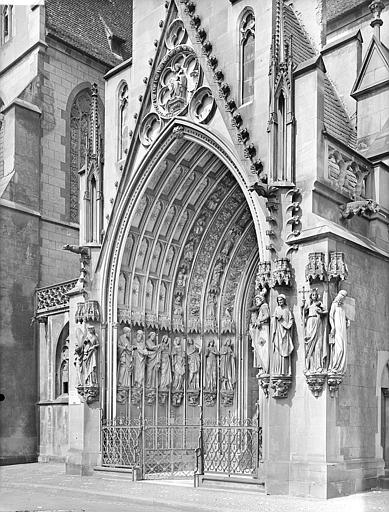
[102,417,261,479]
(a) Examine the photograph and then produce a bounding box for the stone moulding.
[77,385,99,404]
[304,372,327,397]
[327,373,344,397]
[270,376,292,398]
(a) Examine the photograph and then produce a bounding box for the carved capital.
[131,386,142,405]
[171,390,184,407]
[187,389,200,406]
[145,387,156,405]
[220,389,234,407]
[158,390,169,405]
[257,373,270,398]
[116,386,129,404]
[203,391,217,407]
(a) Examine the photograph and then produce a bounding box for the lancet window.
[55,331,69,397]
[240,10,255,105]
[1,5,12,44]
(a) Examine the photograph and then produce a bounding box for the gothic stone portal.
[113,138,260,433]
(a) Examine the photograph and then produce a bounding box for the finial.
[369,1,385,40]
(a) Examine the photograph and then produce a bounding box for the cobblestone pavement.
[0,463,388,512]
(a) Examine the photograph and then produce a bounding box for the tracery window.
[70,89,92,223]
[118,82,129,160]
[240,11,255,105]
[1,5,13,44]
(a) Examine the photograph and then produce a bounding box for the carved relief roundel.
[152,45,201,119]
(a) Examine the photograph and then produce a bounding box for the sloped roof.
[284,4,357,148]
[284,5,315,65]
[45,0,132,67]
[327,0,370,21]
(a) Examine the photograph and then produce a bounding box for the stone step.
[93,465,141,481]
[196,473,265,492]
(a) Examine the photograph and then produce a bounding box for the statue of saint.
[172,295,184,331]
[172,337,185,391]
[187,338,200,390]
[220,338,236,391]
[82,325,99,386]
[168,63,188,100]
[249,290,270,374]
[205,339,219,392]
[133,330,149,387]
[328,290,350,374]
[159,335,172,391]
[145,331,160,388]
[271,295,294,376]
[301,289,328,373]
[117,327,133,387]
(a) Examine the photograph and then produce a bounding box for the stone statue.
[145,331,160,388]
[168,63,188,100]
[133,330,149,387]
[328,290,350,374]
[172,295,184,332]
[187,338,200,390]
[172,337,185,391]
[249,290,270,374]
[205,339,219,392]
[117,327,133,388]
[82,325,99,386]
[159,335,172,391]
[271,295,294,376]
[220,338,236,391]
[74,340,84,386]
[301,289,328,373]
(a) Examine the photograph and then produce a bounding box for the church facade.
[1,0,389,500]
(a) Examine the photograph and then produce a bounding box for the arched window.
[118,82,129,160]
[240,11,255,105]
[1,5,12,44]
[55,324,69,397]
[69,89,92,223]
[276,90,287,181]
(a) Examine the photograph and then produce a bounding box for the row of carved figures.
[117,329,236,407]
[249,289,351,398]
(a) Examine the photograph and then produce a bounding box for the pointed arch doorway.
[101,121,265,480]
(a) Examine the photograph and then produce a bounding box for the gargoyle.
[339,199,379,220]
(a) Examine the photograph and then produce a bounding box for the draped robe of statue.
[83,326,99,386]
[205,341,219,392]
[133,330,149,387]
[145,332,160,388]
[172,338,185,391]
[271,299,294,376]
[220,339,236,391]
[328,291,349,374]
[303,295,327,373]
[187,341,200,390]
[159,337,172,391]
[117,328,133,387]
[249,300,270,374]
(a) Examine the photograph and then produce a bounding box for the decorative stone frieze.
[35,279,78,317]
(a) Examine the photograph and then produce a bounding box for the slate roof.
[327,0,371,21]
[284,4,357,148]
[45,0,132,67]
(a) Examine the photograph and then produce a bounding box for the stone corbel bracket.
[327,373,344,397]
[304,372,327,398]
[77,385,99,404]
[257,373,270,398]
[305,252,327,282]
[339,199,379,220]
[270,376,292,399]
